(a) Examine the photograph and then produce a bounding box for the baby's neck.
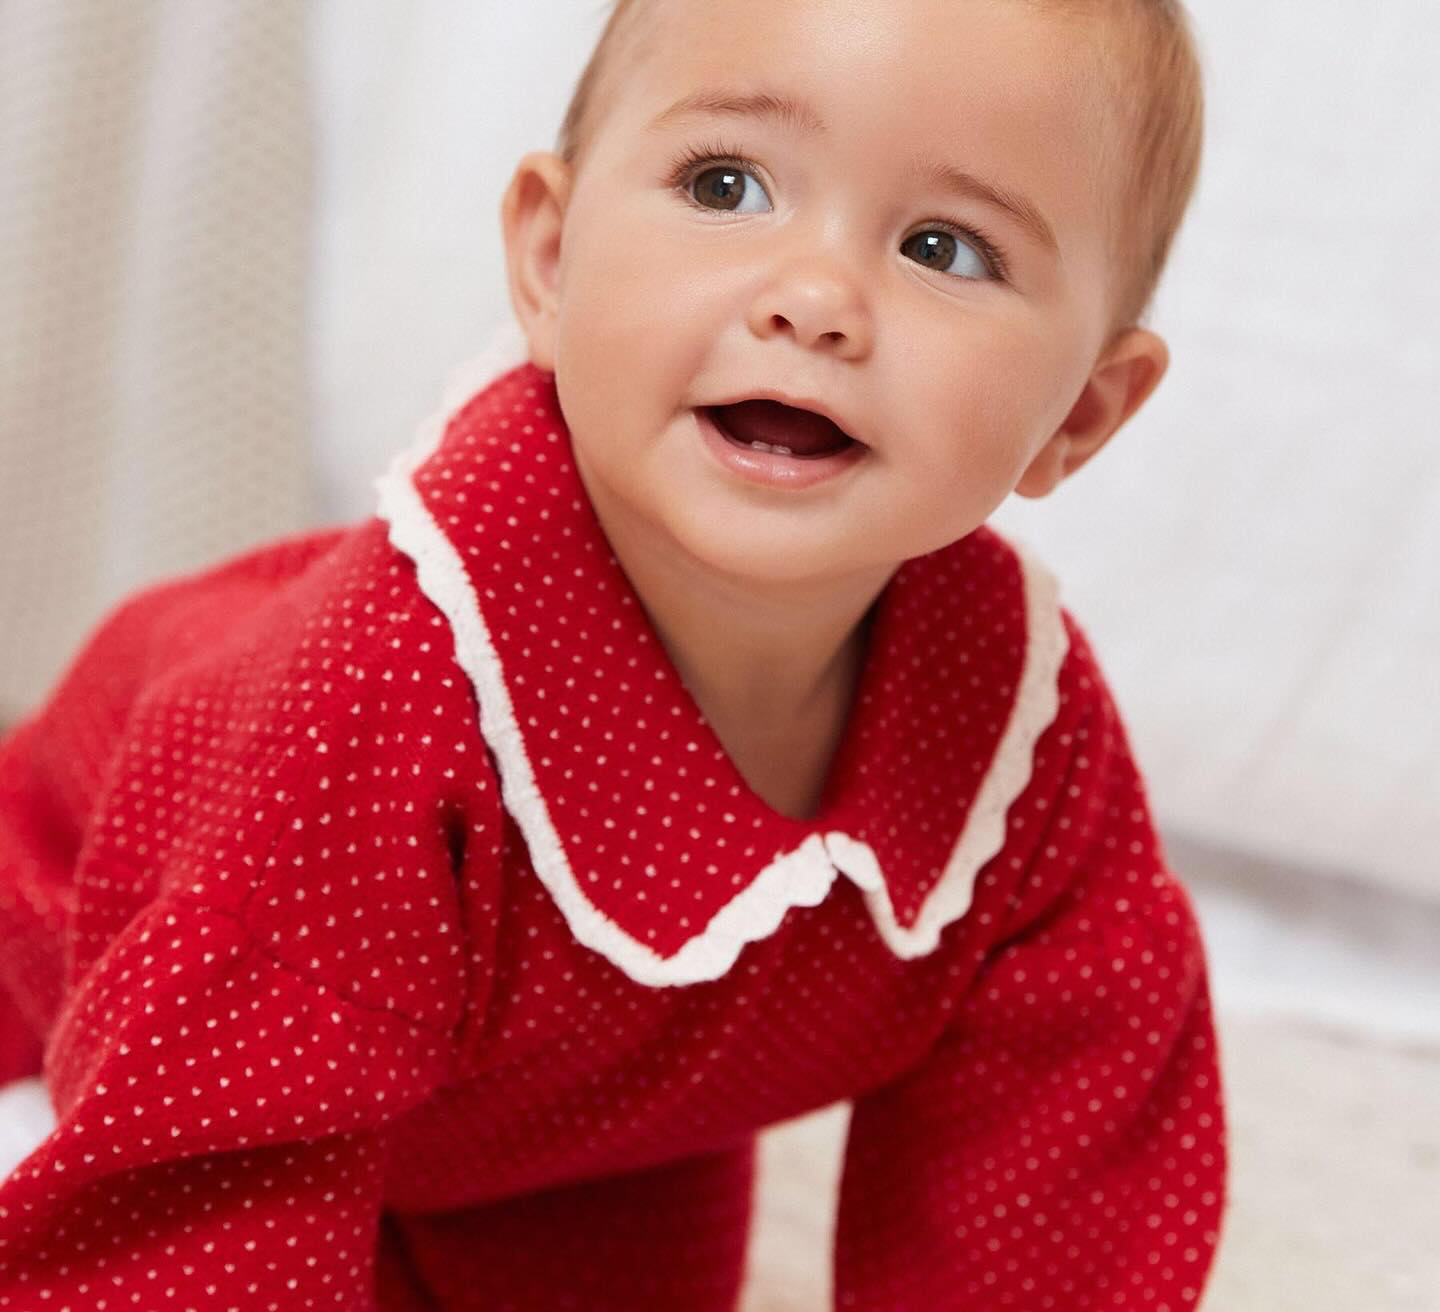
[684,605,874,821]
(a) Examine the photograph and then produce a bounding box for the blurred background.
[1,2,1436,1308]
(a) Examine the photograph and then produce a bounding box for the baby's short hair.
[556,0,1205,349]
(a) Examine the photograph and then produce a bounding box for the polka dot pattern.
[0,361,1227,1306]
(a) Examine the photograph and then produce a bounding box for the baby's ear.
[1014,328,1170,499]
[500,151,576,375]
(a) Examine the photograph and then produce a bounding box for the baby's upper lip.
[704,390,868,448]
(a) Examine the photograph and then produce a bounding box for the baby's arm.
[0,588,167,1087]
[832,626,1227,1310]
[0,897,457,1307]
[0,586,484,1308]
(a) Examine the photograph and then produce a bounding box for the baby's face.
[506,0,1125,592]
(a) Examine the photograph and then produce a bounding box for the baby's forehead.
[612,0,1116,133]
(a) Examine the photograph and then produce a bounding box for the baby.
[0,0,1226,1307]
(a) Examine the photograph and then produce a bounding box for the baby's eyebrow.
[647,88,828,137]
[645,86,1060,258]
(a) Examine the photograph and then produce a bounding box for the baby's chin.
[656,490,904,600]
[691,535,867,591]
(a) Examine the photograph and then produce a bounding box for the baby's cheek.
[560,231,666,349]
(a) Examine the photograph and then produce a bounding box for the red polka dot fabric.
[0,360,1227,1308]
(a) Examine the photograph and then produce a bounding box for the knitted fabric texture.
[0,360,1227,1309]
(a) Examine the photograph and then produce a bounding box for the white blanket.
[0,1078,54,1183]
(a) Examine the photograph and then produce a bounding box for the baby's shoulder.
[964,521,1123,748]
[1053,604,1119,732]
[102,514,468,724]
[59,517,484,1023]
[74,516,481,890]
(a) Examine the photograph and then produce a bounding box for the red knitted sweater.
[0,359,1227,1309]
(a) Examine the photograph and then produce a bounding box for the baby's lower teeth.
[745,441,795,455]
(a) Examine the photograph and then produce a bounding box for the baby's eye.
[684,161,773,216]
[900,227,997,282]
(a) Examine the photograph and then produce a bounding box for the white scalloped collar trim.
[374,322,1070,988]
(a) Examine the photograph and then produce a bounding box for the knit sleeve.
[0,538,349,1080]
[0,590,162,1085]
[0,709,65,1087]
[0,589,496,1308]
[0,895,457,1309]
[831,655,1228,1311]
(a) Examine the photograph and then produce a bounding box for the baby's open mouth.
[705,401,860,459]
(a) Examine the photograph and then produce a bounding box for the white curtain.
[0,0,314,723]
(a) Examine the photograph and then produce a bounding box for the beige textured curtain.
[0,0,315,725]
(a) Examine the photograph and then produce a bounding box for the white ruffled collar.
[374,323,1069,988]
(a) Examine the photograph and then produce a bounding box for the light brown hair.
[555,0,1206,348]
